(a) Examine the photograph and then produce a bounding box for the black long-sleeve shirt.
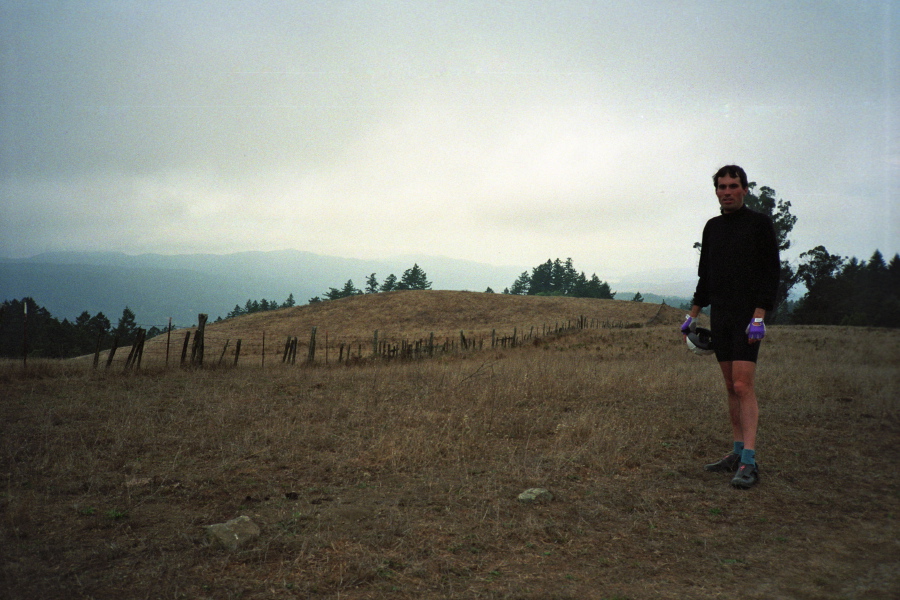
[692,205,780,312]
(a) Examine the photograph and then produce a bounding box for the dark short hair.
[713,165,748,189]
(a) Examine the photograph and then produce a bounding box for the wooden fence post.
[218,339,230,365]
[180,331,191,366]
[106,334,120,369]
[93,332,104,369]
[307,326,317,364]
[136,329,146,368]
[22,302,28,368]
[191,314,208,366]
[124,328,146,370]
[165,317,172,367]
[373,330,379,358]
[124,333,138,370]
[234,339,242,366]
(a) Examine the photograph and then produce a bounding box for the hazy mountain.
[0,251,694,327]
[0,251,526,327]
[608,267,697,306]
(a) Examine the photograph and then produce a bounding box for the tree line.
[503,258,616,299]
[308,263,432,302]
[225,294,296,319]
[792,247,900,327]
[0,299,150,359]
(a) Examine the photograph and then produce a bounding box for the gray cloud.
[1,1,896,272]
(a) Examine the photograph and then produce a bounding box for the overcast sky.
[1,1,897,281]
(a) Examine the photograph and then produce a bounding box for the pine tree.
[365,273,379,294]
[380,274,398,292]
[509,272,530,295]
[324,280,360,300]
[115,306,139,344]
[398,264,432,290]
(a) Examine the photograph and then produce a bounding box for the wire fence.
[87,310,658,371]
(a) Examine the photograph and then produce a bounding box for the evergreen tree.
[398,264,432,290]
[509,271,530,295]
[73,310,110,353]
[75,311,91,329]
[365,273,379,294]
[114,306,139,344]
[582,273,614,299]
[550,258,568,293]
[88,312,111,336]
[282,293,296,308]
[341,279,361,297]
[380,274,398,292]
[324,280,360,300]
[631,292,644,302]
[529,260,555,294]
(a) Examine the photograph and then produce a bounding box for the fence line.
[92,313,648,370]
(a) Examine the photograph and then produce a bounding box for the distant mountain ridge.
[0,251,528,327]
[0,251,694,327]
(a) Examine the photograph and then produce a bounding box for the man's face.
[715,174,747,213]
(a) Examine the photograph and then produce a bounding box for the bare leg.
[718,360,758,451]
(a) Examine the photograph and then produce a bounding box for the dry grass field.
[116,290,685,368]
[2,291,898,599]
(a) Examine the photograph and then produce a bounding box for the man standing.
[683,165,780,489]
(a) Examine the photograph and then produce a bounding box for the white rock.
[205,515,260,550]
[517,488,553,503]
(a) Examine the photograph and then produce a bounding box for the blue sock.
[741,448,756,466]
[733,441,745,456]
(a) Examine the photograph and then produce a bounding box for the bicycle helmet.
[686,327,715,356]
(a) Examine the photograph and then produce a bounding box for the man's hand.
[746,318,766,343]
[681,315,697,337]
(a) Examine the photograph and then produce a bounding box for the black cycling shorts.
[710,305,761,363]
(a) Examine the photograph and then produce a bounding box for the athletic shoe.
[704,452,741,473]
[731,463,760,489]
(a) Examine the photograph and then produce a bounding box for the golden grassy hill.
[129,290,686,365]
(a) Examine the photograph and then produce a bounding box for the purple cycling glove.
[681,315,697,335]
[746,318,766,341]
